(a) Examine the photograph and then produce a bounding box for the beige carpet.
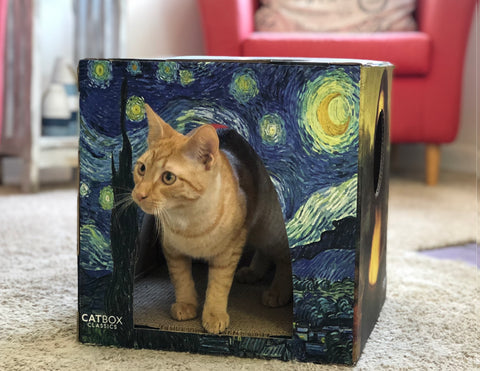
[0,172,478,370]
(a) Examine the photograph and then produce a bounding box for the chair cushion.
[255,0,417,33]
[243,31,431,76]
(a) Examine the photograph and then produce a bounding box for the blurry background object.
[0,0,123,192]
[42,57,78,136]
[41,82,71,136]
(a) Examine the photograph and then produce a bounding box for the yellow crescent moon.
[317,93,350,136]
[368,208,382,286]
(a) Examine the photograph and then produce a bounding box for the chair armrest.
[417,0,476,63]
[415,0,477,142]
[197,0,258,55]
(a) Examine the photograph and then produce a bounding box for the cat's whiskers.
[153,205,167,223]
[153,207,169,240]
[113,185,134,192]
[114,192,136,216]
[115,191,132,203]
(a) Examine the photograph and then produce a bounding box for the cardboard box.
[78,57,392,364]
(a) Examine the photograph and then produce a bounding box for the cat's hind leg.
[236,246,292,307]
[235,249,270,284]
[262,255,292,308]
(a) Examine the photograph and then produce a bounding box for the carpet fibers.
[0,172,478,370]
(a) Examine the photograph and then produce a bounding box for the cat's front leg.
[202,244,243,334]
[163,246,198,321]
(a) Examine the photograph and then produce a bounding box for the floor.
[0,180,478,270]
[0,181,75,195]
[419,243,479,268]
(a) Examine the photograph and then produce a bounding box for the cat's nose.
[134,191,148,202]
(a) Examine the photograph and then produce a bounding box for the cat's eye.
[137,163,146,176]
[161,171,176,185]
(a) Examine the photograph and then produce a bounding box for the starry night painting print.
[77,57,392,365]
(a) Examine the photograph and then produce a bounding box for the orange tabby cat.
[132,104,291,334]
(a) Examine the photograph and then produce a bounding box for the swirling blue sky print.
[78,59,360,281]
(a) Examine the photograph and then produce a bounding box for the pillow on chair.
[255,0,417,32]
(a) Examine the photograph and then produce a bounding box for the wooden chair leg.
[425,144,441,186]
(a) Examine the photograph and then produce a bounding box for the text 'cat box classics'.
[77,57,392,365]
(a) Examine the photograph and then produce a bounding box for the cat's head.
[132,104,220,215]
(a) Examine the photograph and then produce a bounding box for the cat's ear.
[144,103,177,147]
[183,125,219,170]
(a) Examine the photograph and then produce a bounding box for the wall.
[124,0,204,57]
[393,5,478,175]
[444,5,478,175]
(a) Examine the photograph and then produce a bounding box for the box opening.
[132,215,294,338]
[373,109,385,197]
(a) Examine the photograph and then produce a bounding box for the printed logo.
[81,313,123,330]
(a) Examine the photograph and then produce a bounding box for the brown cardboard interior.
[133,263,293,338]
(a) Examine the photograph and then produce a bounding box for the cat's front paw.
[202,310,230,334]
[170,302,197,321]
[262,288,292,308]
[235,266,261,284]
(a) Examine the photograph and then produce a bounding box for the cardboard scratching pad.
[133,264,293,338]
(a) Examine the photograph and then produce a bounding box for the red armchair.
[197,0,477,185]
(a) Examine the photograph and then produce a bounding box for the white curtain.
[73,0,124,62]
[0,0,33,152]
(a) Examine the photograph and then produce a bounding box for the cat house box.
[77,57,391,365]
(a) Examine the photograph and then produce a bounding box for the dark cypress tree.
[106,78,137,347]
